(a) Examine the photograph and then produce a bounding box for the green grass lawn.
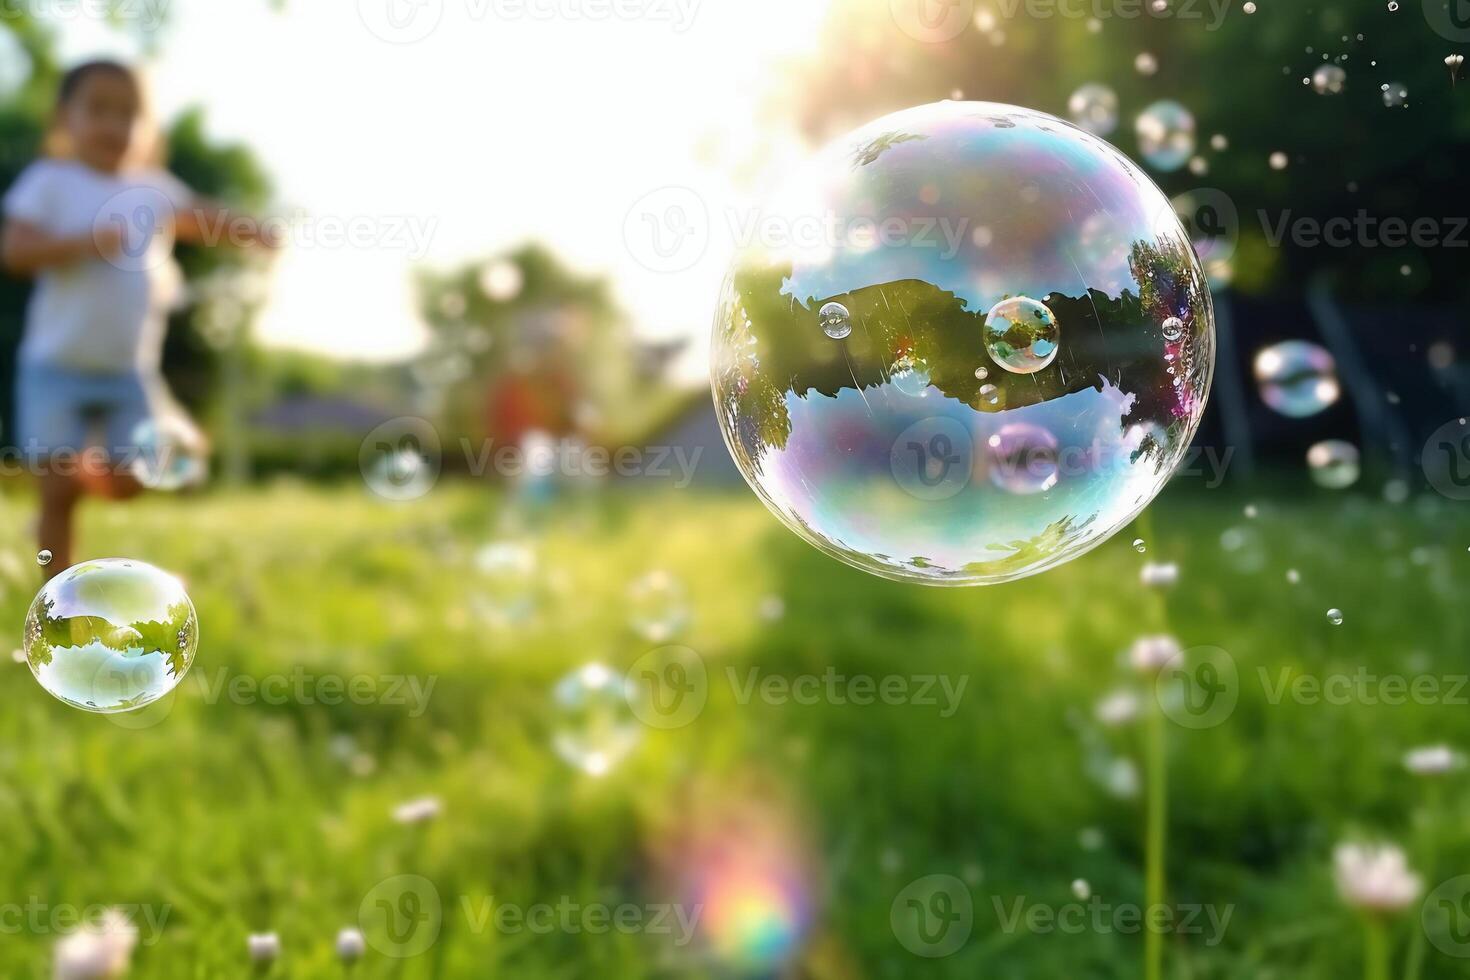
[0,481,1466,978]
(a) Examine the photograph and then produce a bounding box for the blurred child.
[1,60,275,576]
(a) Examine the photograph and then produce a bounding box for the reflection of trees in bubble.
[851,131,926,167]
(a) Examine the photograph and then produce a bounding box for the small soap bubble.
[1307,440,1361,489]
[984,296,1060,374]
[551,663,641,777]
[36,550,51,567]
[628,570,690,642]
[1327,608,1344,626]
[819,301,852,339]
[1136,101,1196,172]
[1067,83,1120,137]
[1072,879,1093,901]
[1132,538,1147,553]
[1269,151,1289,170]
[1135,52,1159,76]
[1254,341,1340,417]
[23,558,198,713]
[1312,64,1347,94]
[1243,1,1256,11]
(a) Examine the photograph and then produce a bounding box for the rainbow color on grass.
[695,862,810,971]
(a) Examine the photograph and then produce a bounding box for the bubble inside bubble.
[818,301,852,339]
[984,296,1061,375]
[1254,340,1340,417]
[23,558,198,713]
[551,663,640,777]
[1307,439,1360,489]
[1162,317,1184,342]
[1135,100,1196,173]
[1067,83,1119,136]
[710,102,1214,585]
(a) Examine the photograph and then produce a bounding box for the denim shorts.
[14,362,159,461]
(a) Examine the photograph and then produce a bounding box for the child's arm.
[0,218,123,275]
[176,204,280,250]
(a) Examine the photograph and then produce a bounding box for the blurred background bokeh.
[0,0,1468,976]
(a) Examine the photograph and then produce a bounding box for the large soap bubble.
[710,102,1214,585]
[23,558,198,713]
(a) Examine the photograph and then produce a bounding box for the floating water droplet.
[1253,340,1340,417]
[1312,63,1347,95]
[551,663,640,777]
[1327,608,1344,626]
[1132,538,1147,553]
[1136,100,1196,172]
[984,297,1060,374]
[23,558,198,713]
[819,301,852,339]
[1162,316,1184,342]
[36,550,51,566]
[1067,83,1119,136]
[1307,440,1361,489]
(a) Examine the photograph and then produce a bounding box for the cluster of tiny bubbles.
[628,569,690,642]
[1253,340,1340,417]
[129,415,208,491]
[471,540,539,628]
[1312,64,1347,95]
[1382,82,1408,108]
[1067,83,1119,137]
[551,663,641,777]
[984,297,1060,374]
[23,558,198,713]
[818,301,852,339]
[1136,101,1196,173]
[1327,607,1345,626]
[1307,439,1361,489]
[710,101,1215,585]
[36,550,51,567]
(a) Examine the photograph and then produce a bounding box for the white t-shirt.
[3,159,193,373]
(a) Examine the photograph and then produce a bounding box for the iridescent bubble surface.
[1307,439,1360,489]
[23,558,198,713]
[1135,100,1196,173]
[710,102,1215,585]
[130,415,208,491]
[1254,340,1340,417]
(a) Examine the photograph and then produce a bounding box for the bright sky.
[50,0,834,375]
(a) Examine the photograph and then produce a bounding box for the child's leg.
[37,469,81,578]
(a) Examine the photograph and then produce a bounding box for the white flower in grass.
[1129,635,1181,675]
[1095,689,1141,727]
[1333,842,1421,913]
[1139,562,1179,588]
[336,927,366,964]
[1404,744,1463,776]
[53,909,137,979]
[392,796,443,825]
[246,932,280,964]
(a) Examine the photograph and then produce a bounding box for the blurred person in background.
[1,59,276,576]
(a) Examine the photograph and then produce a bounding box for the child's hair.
[42,59,163,167]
